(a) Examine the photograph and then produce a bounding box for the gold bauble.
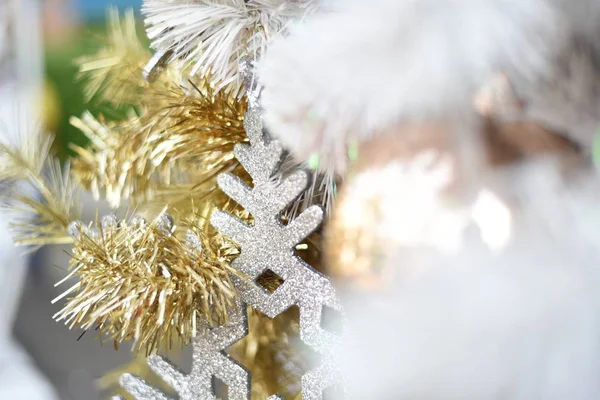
[324,120,579,289]
[324,124,463,289]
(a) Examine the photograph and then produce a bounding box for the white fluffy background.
[259,0,600,171]
[260,0,565,165]
[257,0,600,396]
[336,161,600,399]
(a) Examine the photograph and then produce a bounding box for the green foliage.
[44,25,101,159]
[45,20,147,160]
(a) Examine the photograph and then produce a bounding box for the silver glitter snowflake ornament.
[117,65,343,400]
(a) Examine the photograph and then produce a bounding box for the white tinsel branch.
[143,0,317,96]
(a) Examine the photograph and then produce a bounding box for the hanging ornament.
[324,119,581,289]
[116,64,343,400]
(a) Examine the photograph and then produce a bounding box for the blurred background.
[43,0,142,159]
[1,1,147,399]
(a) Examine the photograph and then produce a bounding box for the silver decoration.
[156,213,174,233]
[67,220,99,240]
[68,213,178,242]
[239,58,259,109]
[130,215,147,227]
[101,214,118,231]
[184,230,202,253]
[118,63,343,400]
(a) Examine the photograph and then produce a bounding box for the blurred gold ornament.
[230,306,305,399]
[325,120,581,288]
[481,119,581,166]
[324,124,463,288]
[53,212,244,355]
[41,79,62,134]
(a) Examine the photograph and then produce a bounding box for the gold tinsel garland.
[54,212,243,354]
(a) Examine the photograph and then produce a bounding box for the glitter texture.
[118,65,343,400]
[119,307,249,400]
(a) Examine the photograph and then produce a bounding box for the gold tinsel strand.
[53,212,243,355]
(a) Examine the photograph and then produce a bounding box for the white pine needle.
[143,0,317,96]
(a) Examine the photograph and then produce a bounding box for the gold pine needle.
[70,80,248,209]
[77,7,150,105]
[0,131,80,249]
[71,9,248,211]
